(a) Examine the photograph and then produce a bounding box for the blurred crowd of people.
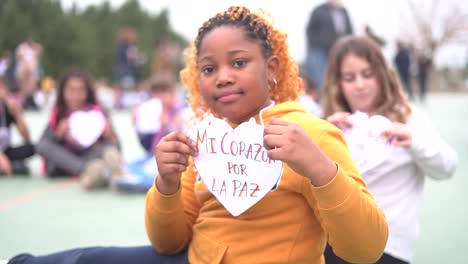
[0,0,452,194]
[0,27,184,114]
[0,25,188,193]
[0,1,452,191]
[0,68,187,189]
[0,1,438,122]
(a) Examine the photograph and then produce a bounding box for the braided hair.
[180,6,300,119]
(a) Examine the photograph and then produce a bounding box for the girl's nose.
[355,75,365,90]
[215,66,233,88]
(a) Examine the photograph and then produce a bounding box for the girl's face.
[340,53,380,113]
[197,26,275,124]
[63,77,88,111]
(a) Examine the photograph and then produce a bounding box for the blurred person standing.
[416,50,432,103]
[151,35,181,84]
[305,0,353,97]
[114,27,142,92]
[15,38,42,108]
[15,38,42,109]
[394,41,413,100]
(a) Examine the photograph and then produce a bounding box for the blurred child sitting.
[114,77,184,193]
[132,77,183,154]
[0,77,35,175]
[36,68,124,190]
[298,71,322,118]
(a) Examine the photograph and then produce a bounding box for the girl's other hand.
[55,119,69,139]
[382,122,412,148]
[102,119,114,140]
[326,112,352,130]
[155,132,198,195]
[264,118,337,186]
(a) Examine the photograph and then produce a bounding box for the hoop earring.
[268,79,277,90]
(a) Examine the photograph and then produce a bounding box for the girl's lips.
[216,91,242,103]
[354,93,369,100]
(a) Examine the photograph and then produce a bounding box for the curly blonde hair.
[321,36,412,123]
[180,6,300,119]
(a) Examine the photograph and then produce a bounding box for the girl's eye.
[341,74,355,83]
[362,70,374,79]
[233,59,247,68]
[201,66,214,75]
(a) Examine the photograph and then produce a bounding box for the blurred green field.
[0,93,467,263]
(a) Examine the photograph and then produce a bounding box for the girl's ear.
[266,55,280,81]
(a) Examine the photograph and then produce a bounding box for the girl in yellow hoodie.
[146,6,387,264]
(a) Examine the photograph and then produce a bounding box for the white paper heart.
[69,110,106,148]
[135,98,163,133]
[343,112,393,174]
[189,115,283,217]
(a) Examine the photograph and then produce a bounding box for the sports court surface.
[1,93,467,263]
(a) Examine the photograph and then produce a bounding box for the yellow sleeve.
[144,161,201,254]
[310,125,388,263]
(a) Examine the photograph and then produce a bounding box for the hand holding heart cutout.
[343,112,394,174]
[69,110,106,148]
[189,115,283,217]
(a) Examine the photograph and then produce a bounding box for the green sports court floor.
[1,93,467,263]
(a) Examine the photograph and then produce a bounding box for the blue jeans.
[8,246,188,264]
[306,47,328,95]
[137,132,155,153]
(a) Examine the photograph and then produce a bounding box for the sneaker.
[11,160,30,175]
[80,159,107,190]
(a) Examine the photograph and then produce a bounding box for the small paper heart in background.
[343,112,393,174]
[189,115,283,217]
[69,110,106,148]
[135,98,163,133]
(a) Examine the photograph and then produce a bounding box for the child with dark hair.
[6,6,388,264]
[35,68,123,189]
[0,77,34,175]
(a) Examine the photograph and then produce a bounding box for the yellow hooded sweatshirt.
[145,101,388,264]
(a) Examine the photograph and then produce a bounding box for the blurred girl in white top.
[321,36,458,264]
